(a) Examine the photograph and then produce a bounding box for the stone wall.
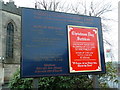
[1,10,21,82]
[4,64,20,81]
[2,11,21,64]
[0,1,21,83]
[0,63,4,85]
[0,2,4,85]
[0,1,3,62]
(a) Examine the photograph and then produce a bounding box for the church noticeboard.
[68,25,101,73]
[21,8,105,78]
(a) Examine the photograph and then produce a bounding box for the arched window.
[6,22,14,59]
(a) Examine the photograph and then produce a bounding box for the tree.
[70,0,116,60]
[35,0,71,12]
[35,0,117,61]
[71,0,115,46]
[35,0,115,46]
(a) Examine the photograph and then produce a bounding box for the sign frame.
[21,8,106,78]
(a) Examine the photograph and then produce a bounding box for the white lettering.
[72,31,87,36]
[77,37,90,41]
[88,32,94,37]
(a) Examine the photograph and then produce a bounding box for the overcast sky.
[2,0,119,61]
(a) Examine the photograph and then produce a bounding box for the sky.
[2,0,119,62]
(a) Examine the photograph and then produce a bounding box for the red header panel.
[68,25,101,73]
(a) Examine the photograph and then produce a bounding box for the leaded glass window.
[6,22,14,59]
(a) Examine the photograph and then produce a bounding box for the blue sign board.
[21,8,105,78]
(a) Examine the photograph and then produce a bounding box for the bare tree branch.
[103,39,112,46]
[35,0,115,48]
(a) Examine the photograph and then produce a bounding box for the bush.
[8,69,33,89]
[8,70,92,89]
[98,62,118,88]
[8,62,118,89]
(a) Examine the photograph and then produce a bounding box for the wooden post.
[33,78,39,90]
[92,75,99,89]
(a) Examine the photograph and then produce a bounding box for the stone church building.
[0,0,21,85]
